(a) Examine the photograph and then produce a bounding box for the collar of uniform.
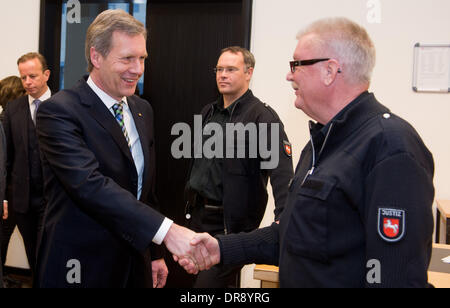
[28,87,51,106]
[325,91,390,145]
[87,75,128,110]
[309,120,325,140]
[213,89,253,115]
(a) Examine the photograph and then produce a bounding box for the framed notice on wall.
[412,43,450,93]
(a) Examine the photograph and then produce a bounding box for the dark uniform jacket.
[187,90,294,234]
[218,92,435,287]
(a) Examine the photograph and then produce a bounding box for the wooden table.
[436,200,450,244]
[253,264,279,288]
[254,244,450,288]
[428,244,450,288]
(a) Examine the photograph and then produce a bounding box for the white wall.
[1,0,40,269]
[241,0,450,288]
[0,0,41,79]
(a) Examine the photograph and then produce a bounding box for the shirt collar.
[28,87,51,106]
[214,89,252,114]
[214,97,237,114]
[87,75,128,109]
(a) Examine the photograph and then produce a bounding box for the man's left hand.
[152,258,168,288]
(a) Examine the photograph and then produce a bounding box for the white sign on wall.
[413,43,450,93]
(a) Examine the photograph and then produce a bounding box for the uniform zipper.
[222,100,240,235]
[301,122,334,185]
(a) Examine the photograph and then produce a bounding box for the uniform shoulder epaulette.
[261,102,281,121]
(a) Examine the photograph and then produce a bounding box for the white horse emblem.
[383,219,399,236]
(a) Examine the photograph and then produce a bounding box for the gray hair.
[297,17,376,85]
[85,9,147,72]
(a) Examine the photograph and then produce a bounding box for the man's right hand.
[163,223,215,274]
[178,232,221,274]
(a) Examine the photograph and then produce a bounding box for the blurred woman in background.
[0,76,26,120]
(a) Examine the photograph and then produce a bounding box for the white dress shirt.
[29,87,51,123]
[87,76,172,245]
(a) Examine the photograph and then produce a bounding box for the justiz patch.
[377,208,405,242]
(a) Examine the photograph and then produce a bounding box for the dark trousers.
[14,196,45,274]
[194,263,242,288]
[1,210,16,268]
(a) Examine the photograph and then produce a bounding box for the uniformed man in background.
[185,46,294,288]
[184,18,435,288]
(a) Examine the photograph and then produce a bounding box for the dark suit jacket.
[2,95,44,213]
[35,77,165,288]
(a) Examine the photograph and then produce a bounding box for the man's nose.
[130,59,145,75]
[218,71,230,79]
[286,71,294,82]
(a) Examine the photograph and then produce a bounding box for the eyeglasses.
[289,58,330,73]
[214,66,253,74]
[214,67,240,74]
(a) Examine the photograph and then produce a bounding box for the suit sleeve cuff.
[152,218,173,245]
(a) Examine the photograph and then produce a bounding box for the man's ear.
[43,69,50,82]
[323,59,340,86]
[245,66,254,82]
[90,47,102,69]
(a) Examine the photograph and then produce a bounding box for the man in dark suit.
[35,9,212,288]
[0,122,6,288]
[2,52,51,276]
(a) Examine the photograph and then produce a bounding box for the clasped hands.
[163,223,221,274]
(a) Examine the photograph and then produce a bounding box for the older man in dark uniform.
[184,18,435,288]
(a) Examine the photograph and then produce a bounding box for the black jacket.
[218,92,435,287]
[36,78,164,287]
[187,90,294,234]
[2,95,47,213]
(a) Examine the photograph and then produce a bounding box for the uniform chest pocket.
[285,176,337,263]
[298,177,336,200]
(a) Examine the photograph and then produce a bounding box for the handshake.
[163,223,222,274]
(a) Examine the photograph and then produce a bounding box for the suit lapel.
[78,80,134,163]
[20,91,53,159]
[18,96,30,159]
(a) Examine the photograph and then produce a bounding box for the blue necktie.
[33,99,41,125]
[112,101,131,148]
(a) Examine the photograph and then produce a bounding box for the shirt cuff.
[152,218,173,245]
